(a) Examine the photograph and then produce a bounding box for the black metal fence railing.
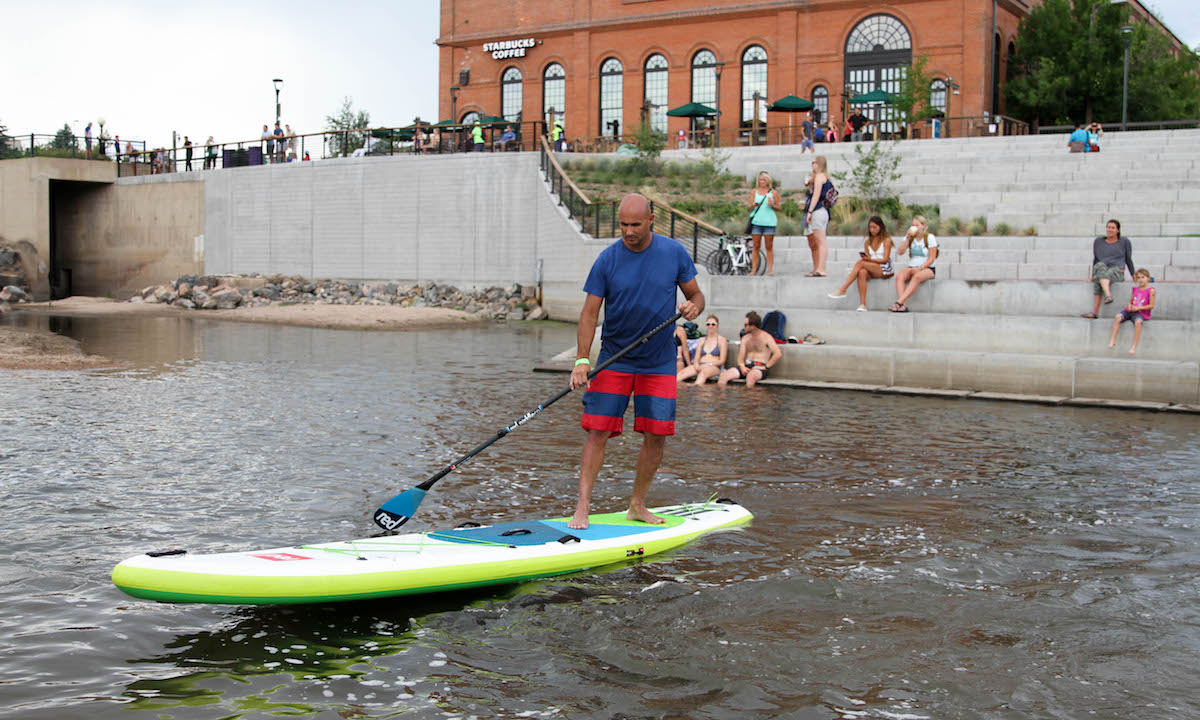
[1,120,549,175]
[1036,119,1200,134]
[0,133,147,161]
[538,137,725,265]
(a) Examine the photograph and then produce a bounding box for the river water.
[0,312,1197,720]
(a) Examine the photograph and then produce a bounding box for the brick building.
[437,0,1041,143]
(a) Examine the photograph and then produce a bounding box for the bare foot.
[567,509,590,530]
[626,506,665,525]
[1129,347,1138,355]
[1107,340,1116,348]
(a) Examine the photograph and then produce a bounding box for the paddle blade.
[373,488,427,532]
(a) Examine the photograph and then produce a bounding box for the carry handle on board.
[373,310,685,532]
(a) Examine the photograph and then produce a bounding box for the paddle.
[373,311,684,532]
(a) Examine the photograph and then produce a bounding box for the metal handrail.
[1036,119,1200,134]
[538,136,726,264]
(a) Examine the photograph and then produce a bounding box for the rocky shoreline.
[130,275,550,322]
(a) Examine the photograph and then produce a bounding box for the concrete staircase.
[559,130,1200,406]
[770,234,1200,282]
[667,128,1200,238]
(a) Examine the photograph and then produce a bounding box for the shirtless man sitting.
[717,311,781,388]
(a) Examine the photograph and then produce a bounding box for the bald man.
[568,193,705,529]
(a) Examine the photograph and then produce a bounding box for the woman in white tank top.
[828,216,894,312]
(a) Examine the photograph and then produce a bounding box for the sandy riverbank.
[2,296,487,369]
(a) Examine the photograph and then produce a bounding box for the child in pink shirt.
[1108,268,1156,355]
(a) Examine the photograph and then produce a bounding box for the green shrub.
[993,222,1012,235]
[944,217,964,234]
[1024,226,1038,236]
[779,197,804,218]
[968,218,987,236]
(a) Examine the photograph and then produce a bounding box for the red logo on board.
[251,553,313,561]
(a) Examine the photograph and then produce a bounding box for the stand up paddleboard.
[112,499,752,605]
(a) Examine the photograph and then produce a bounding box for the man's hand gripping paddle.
[373,312,684,532]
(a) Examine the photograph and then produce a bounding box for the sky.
[1,1,441,149]
[2,0,1197,150]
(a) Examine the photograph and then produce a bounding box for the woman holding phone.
[828,216,894,311]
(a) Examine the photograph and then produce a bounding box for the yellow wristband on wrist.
[574,358,591,366]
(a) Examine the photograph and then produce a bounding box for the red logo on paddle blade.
[251,553,313,561]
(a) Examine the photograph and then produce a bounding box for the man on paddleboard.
[568,193,704,529]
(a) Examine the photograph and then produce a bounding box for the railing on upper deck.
[1,121,548,176]
[537,137,725,265]
[1036,119,1200,134]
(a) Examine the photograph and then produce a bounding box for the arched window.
[501,67,523,123]
[691,50,718,134]
[543,63,566,129]
[460,111,480,125]
[930,78,947,114]
[740,45,768,127]
[845,14,912,135]
[811,86,829,124]
[643,54,669,133]
[599,58,623,137]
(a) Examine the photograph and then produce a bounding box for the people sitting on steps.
[1082,219,1135,319]
[828,215,895,312]
[890,215,938,313]
[718,312,781,389]
[677,314,728,385]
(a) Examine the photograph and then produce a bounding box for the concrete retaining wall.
[64,174,205,297]
[201,152,602,317]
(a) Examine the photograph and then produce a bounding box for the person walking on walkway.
[1082,219,1135,319]
[568,193,704,530]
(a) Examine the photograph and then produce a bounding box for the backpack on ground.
[761,310,787,343]
[683,321,702,339]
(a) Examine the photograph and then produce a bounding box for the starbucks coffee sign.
[483,38,537,60]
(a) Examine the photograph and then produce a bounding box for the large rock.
[526,305,549,321]
[211,289,242,309]
[2,286,29,302]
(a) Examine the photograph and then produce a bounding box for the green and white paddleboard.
[112,500,753,605]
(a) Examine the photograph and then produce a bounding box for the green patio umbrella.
[479,115,508,125]
[665,102,719,117]
[850,89,896,104]
[433,119,458,126]
[766,95,814,112]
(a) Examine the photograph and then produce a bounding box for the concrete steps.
[697,275,1200,322]
[703,307,1195,362]
[731,344,1200,405]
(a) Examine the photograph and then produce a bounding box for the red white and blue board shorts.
[581,369,676,437]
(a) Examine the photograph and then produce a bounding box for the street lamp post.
[944,77,961,137]
[1121,26,1133,131]
[273,78,283,126]
[450,85,461,123]
[713,61,725,148]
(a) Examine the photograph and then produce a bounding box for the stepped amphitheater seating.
[703,128,1200,238]
[660,129,1200,405]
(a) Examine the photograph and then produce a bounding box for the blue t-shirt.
[1069,128,1090,152]
[583,233,697,374]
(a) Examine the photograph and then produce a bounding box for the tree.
[324,97,371,155]
[1006,0,1200,125]
[50,123,76,150]
[892,53,937,135]
[831,141,903,213]
[629,118,665,172]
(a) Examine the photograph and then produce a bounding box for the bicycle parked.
[704,234,766,276]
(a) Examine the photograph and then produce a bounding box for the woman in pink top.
[1107,268,1155,355]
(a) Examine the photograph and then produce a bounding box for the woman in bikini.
[677,314,728,385]
[828,215,894,311]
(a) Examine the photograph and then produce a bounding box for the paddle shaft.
[413,311,684,492]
